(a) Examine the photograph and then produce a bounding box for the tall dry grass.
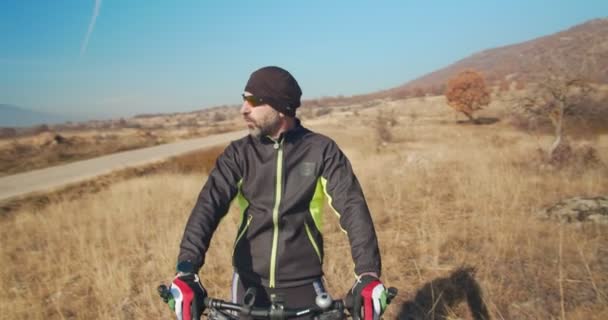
[1,174,201,319]
[1,97,607,319]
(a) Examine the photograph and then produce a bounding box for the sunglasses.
[242,94,266,107]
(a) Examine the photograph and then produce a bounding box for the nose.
[241,101,251,115]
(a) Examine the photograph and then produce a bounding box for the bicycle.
[158,284,398,320]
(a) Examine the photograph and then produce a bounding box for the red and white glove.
[169,261,206,320]
[348,274,388,320]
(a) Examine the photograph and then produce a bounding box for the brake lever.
[386,287,398,304]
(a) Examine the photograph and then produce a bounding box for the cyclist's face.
[241,92,282,138]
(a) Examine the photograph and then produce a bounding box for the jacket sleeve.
[178,142,242,272]
[321,140,382,277]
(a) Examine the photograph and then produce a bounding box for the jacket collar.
[258,118,306,145]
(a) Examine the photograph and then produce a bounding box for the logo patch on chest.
[299,162,316,177]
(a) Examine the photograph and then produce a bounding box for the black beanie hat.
[244,66,302,117]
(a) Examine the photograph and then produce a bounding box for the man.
[168,66,388,320]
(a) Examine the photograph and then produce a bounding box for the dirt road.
[0,130,247,201]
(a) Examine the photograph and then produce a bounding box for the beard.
[245,109,282,138]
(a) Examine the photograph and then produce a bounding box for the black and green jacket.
[178,120,381,288]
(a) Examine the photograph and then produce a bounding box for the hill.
[0,104,69,128]
[381,18,608,97]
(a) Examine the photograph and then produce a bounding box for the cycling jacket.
[178,120,381,288]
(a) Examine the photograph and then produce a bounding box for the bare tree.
[516,73,594,157]
[445,70,491,123]
[374,109,398,147]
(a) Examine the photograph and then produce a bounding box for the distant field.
[0,110,242,177]
[1,97,607,319]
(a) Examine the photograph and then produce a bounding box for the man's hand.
[348,274,388,320]
[168,261,207,320]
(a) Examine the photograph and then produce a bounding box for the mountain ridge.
[382,17,608,97]
[0,104,71,128]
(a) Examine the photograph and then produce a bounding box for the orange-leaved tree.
[445,70,491,123]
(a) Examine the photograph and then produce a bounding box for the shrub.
[0,127,17,138]
[315,107,332,117]
[212,112,227,122]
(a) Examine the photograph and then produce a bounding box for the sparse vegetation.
[0,127,17,138]
[515,73,595,158]
[535,140,602,170]
[212,112,227,122]
[374,109,398,146]
[0,109,244,176]
[1,98,606,320]
[315,106,332,117]
[413,87,426,99]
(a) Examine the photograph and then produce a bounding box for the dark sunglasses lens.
[242,94,264,107]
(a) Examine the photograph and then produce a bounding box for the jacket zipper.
[232,215,253,257]
[269,139,283,288]
[304,222,322,263]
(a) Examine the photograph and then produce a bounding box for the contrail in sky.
[80,0,102,57]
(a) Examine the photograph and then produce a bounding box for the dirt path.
[0,130,247,201]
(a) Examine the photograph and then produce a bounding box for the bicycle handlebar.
[203,295,346,319]
[158,284,398,320]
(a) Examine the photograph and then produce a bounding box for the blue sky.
[1,1,606,120]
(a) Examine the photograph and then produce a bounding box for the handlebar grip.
[158,284,172,303]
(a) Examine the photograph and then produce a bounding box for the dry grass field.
[1,96,607,319]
